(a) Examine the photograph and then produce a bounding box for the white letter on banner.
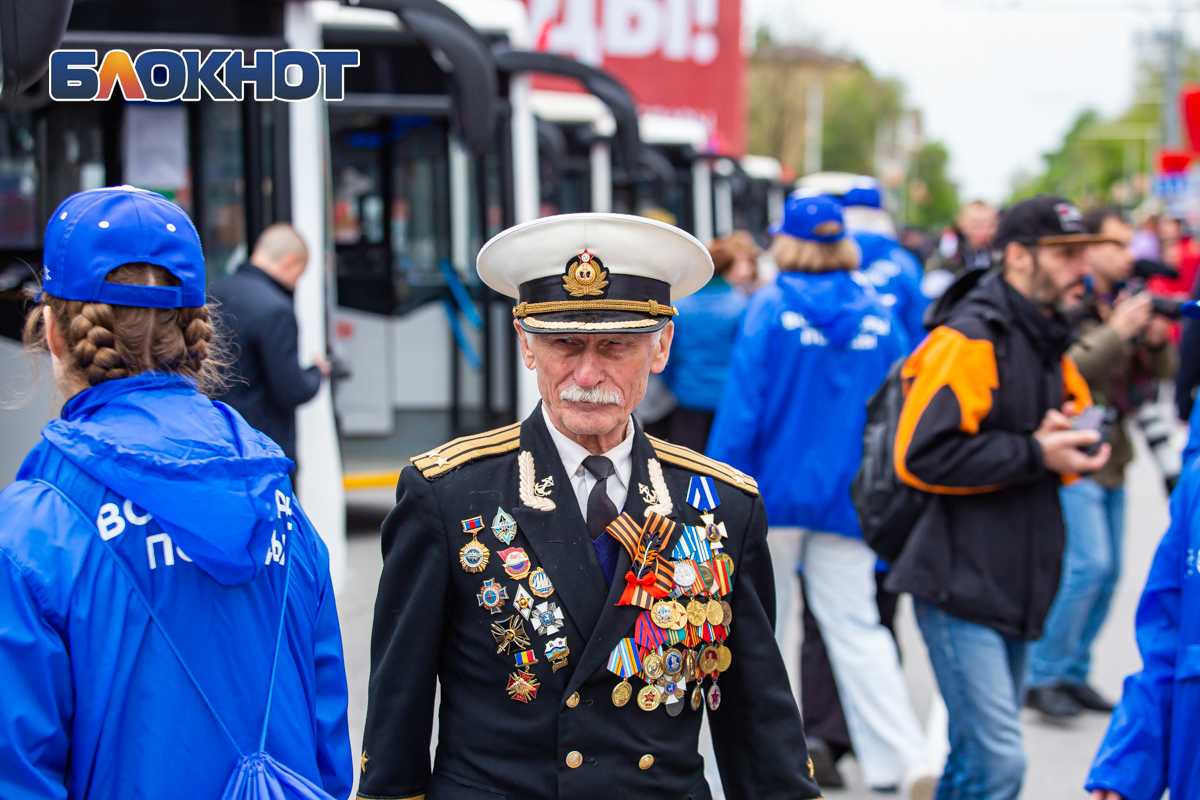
[604,0,661,58]
[661,0,691,61]
[146,533,175,569]
[97,503,126,541]
[692,0,719,65]
[551,0,602,66]
[122,499,153,525]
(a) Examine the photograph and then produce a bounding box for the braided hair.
[23,263,229,394]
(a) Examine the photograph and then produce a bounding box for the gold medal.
[669,600,688,630]
[685,599,707,627]
[637,684,663,711]
[706,599,724,626]
[716,645,732,673]
[612,679,633,707]
[690,684,704,711]
[697,563,715,591]
[714,552,735,578]
[662,647,684,677]
[698,645,720,675]
[459,537,489,573]
[721,600,733,627]
[650,601,676,629]
[685,649,698,679]
[643,652,665,680]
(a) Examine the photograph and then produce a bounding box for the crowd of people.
[3,179,1200,800]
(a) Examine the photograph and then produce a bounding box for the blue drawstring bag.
[41,480,337,800]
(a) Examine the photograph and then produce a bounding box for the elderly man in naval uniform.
[358,213,823,800]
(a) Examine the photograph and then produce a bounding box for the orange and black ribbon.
[606,511,676,608]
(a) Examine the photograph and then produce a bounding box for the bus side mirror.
[0,0,73,99]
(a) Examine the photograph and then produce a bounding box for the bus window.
[0,112,39,250]
[200,99,246,278]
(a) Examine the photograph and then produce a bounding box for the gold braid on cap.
[512,299,678,319]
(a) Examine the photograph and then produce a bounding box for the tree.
[821,69,903,175]
[907,142,959,229]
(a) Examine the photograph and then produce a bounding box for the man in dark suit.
[358,214,822,800]
[208,223,329,466]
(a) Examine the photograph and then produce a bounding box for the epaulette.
[647,435,759,495]
[411,422,521,480]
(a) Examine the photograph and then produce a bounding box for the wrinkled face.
[1088,218,1134,286]
[516,322,674,439]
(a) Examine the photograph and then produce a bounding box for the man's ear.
[514,321,536,370]
[650,321,674,374]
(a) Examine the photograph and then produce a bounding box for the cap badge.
[562,249,609,298]
[1054,202,1085,233]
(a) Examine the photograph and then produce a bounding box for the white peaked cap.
[477,213,714,334]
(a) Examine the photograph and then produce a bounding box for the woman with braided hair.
[0,187,353,800]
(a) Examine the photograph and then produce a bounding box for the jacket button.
[566,692,580,708]
[639,754,654,770]
[566,751,583,769]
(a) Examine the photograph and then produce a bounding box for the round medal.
[690,685,704,711]
[663,648,684,677]
[459,538,489,573]
[673,561,698,592]
[612,679,633,707]
[685,649,698,678]
[714,553,735,579]
[720,600,733,627]
[665,698,683,717]
[707,682,722,711]
[637,684,663,711]
[663,680,678,695]
[698,645,720,675]
[706,599,724,626]
[697,564,716,591]
[668,600,688,630]
[643,652,665,680]
[650,601,675,629]
[685,599,707,627]
[716,645,732,673]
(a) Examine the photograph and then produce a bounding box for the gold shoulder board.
[411,422,521,479]
[647,435,759,495]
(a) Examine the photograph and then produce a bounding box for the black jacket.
[359,406,820,800]
[208,262,321,464]
[886,269,1092,640]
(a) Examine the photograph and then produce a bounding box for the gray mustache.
[559,384,623,405]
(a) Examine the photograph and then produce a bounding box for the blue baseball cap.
[41,186,205,309]
[769,193,847,243]
[839,176,883,209]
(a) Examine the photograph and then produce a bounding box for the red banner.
[523,0,745,154]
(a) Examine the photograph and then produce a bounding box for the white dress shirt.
[541,404,634,520]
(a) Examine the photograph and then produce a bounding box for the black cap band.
[518,273,672,306]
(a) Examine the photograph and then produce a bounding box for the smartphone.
[1073,406,1118,457]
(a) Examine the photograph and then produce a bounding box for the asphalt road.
[337,436,1171,799]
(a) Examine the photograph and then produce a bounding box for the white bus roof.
[741,155,782,181]
[531,90,615,136]
[638,114,707,149]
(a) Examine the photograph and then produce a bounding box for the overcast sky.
[744,0,1197,203]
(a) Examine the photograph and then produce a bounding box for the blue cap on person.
[769,193,847,243]
[41,185,205,308]
[839,175,883,209]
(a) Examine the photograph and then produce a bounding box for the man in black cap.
[358,213,822,800]
[886,195,1114,798]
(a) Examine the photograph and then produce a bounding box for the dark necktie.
[582,455,621,586]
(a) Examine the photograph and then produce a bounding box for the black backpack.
[851,357,930,563]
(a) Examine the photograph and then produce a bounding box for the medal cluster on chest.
[461,507,564,703]
[607,476,734,715]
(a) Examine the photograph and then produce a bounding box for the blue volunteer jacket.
[706,270,907,536]
[0,372,353,800]
[854,231,929,351]
[660,274,748,412]
[1086,457,1200,800]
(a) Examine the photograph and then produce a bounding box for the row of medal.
[460,508,562,704]
[607,476,735,715]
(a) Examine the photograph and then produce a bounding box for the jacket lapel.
[508,406,610,641]
[564,425,685,698]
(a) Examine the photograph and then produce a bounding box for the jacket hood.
[41,372,294,585]
[924,266,997,330]
[776,270,882,348]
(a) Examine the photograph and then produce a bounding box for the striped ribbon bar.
[514,650,538,666]
[711,556,733,596]
[686,475,722,512]
[684,625,702,648]
[672,526,713,564]
[634,610,669,652]
[664,626,687,646]
[607,512,677,608]
[607,637,642,678]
